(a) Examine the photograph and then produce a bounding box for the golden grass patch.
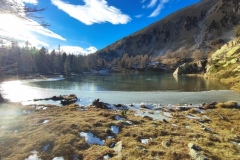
[0,103,240,159]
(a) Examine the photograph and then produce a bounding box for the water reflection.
[0,73,239,105]
[27,73,230,92]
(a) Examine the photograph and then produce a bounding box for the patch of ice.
[43,144,50,152]
[135,110,170,121]
[163,112,173,118]
[195,108,204,113]
[23,110,33,114]
[115,115,125,121]
[103,154,111,159]
[52,157,64,160]
[42,120,49,124]
[107,136,113,139]
[186,115,201,120]
[80,132,105,146]
[125,121,133,125]
[230,141,240,145]
[25,151,41,160]
[1,126,6,129]
[36,106,47,110]
[111,126,119,134]
[107,104,118,110]
[141,139,150,144]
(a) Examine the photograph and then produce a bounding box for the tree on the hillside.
[35,47,49,74]
[64,56,71,77]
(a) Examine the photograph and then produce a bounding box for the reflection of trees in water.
[26,74,230,92]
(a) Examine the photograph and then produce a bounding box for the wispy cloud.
[135,14,143,18]
[60,46,97,55]
[147,0,158,8]
[51,0,131,25]
[0,0,66,47]
[148,0,170,17]
[22,0,38,5]
[0,14,66,46]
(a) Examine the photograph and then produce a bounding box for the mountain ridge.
[96,0,240,60]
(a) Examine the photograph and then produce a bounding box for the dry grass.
[0,102,240,160]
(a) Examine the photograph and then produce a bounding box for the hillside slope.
[96,0,240,60]
[206,37,240,92]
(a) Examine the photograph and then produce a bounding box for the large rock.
[173,60,207,75]
[188,143,209,160]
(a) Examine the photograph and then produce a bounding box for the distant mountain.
[96,0,240,59]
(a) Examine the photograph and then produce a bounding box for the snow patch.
[111,126,119,134]
[25,151,41,160]
[115,115,126,121]
[42,120,49,124]
[141,138,151,144]
[42,144,50,152]
[80,132,105,146]
[103,154,111,159]
[53,157,64,160]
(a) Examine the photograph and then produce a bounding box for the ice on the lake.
[80,132,105,146]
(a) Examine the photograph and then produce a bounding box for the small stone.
[162,139,172,148]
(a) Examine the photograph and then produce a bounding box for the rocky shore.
[0,97,239,160]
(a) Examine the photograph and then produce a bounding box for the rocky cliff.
[96,0,240,60]
[206,37,240,92]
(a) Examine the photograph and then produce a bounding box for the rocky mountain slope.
[206,37,240,92]
[96,0,240,59]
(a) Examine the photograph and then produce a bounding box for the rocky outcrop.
[173,59,207,75]
[206,37,240,92]
[188,143,209,160]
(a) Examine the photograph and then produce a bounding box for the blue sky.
[0,0,199,54]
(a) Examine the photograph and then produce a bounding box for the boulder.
[188,143,209,160]
[92,99,108,109]
[173,60,207,75]
[113,141,122,158]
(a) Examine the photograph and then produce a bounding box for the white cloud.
[60,46,97,55]
[135,14,143,18]
[51,0,131,25]
[22,0,38,5]
[148,3,164,17]
[0,0,66,47]
[148,0,170,17]
[147,0,158,8]
[0,14,66,47]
